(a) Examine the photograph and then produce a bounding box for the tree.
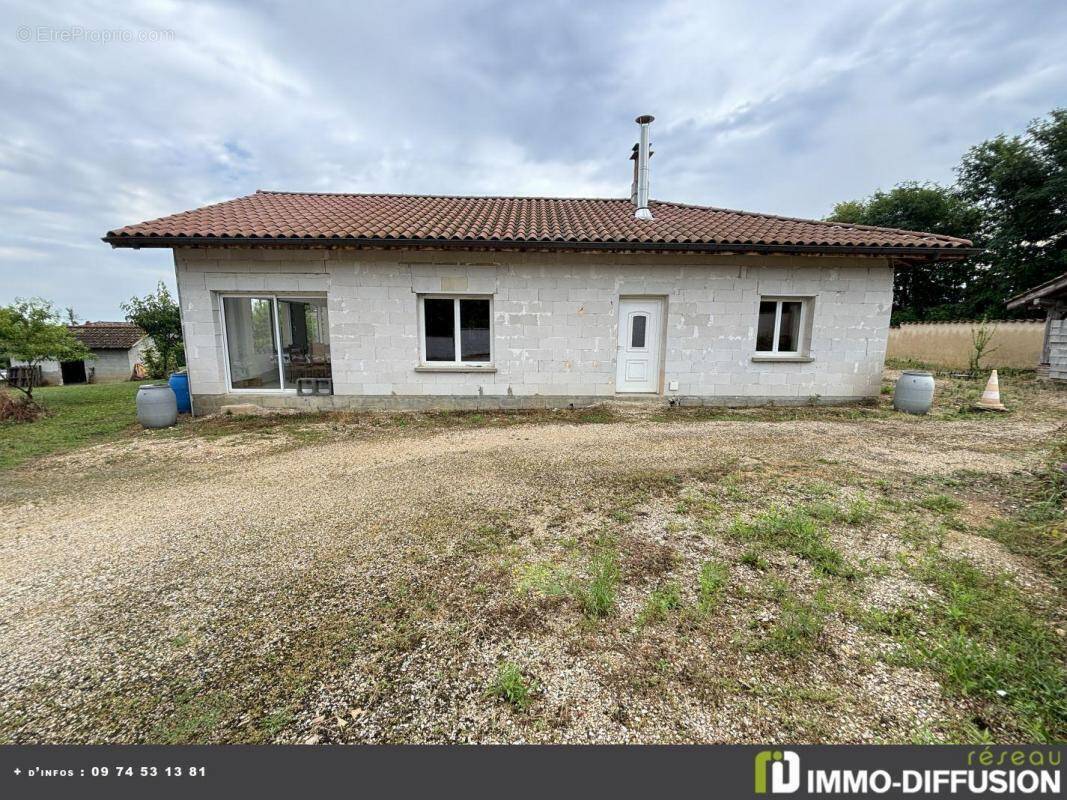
[0,298,91,401]
[957,109,1067,315]
[122,282,184,377]
[828,183,982,322]
[65,307,78,325]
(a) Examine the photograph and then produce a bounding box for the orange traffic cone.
[974,369,1008,412]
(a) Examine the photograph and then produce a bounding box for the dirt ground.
[0,372,1064,744]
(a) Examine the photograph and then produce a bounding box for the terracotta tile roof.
[104,191,975,255]
[69,322,146,350]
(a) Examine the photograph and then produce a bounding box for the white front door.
[616,297,663,393]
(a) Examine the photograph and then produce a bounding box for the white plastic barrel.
[136,384,178,428]
[893,370,935,415]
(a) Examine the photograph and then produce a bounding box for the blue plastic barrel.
[168,372,191,414]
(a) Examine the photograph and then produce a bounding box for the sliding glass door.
[277,298,331,389]
[223,297,281,389]
[221,295,331,391]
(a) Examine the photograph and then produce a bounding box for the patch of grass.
[639,582,683,625]
[571,407,617,424]
[460,523,516,555]
[982,518,1066,592]
[755,589,831,657]
[153,690,234,744]
[740,548,769,570]
[801,480,836,499]
[885,357,938,372]
[730,507,858,579]
[866,554,1067,742]
[169,632,192,648]
[675,488,721,517]
[614,470,686,499]
[516,562,569,597]
[653,403,886,424]
[0,382,142,471]
[697,560,729,612]
[918,493,964,514]
[974,437,1066,590]
[574,548,620,619]
[898,516,949,548]
[801,496,878,525]
[488,662,534,711]
[719,472,753,501]
[257,709,294,739]
[840,497,879,525]
[803,500,838,522]
[908,718,995,745]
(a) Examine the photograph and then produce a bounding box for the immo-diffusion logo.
[753,748,1061,796]
[755,750,801,794]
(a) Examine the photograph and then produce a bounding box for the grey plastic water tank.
[893,370,935,415]
[136,384,178,428]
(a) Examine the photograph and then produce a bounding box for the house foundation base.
[191,393,875,416]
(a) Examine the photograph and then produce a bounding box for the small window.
[421,296,492,364]
[630,314,647,348]
[756,298,809,354]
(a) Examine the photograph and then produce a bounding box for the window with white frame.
[221,295,331,391]
[419,295,492,364]
[755,297,810,355]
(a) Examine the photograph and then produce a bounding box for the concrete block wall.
[90,349,137,382]
[174,248,893,410]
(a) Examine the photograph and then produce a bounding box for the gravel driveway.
[0,381,1063,744]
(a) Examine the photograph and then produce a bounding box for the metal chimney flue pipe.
[633,114,654,221]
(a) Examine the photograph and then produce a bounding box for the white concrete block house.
[104,119,975,414]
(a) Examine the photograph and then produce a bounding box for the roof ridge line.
[255,189,630,202]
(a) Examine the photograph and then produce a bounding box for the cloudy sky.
[2,0,1065,320]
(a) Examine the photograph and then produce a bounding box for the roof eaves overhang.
[1005,272,1067,309]
[102,235,979,261]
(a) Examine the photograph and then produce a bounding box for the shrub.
[969,319,998,376]
[140,343,180,380]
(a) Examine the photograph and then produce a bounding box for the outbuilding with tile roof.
[14,323,150,385]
